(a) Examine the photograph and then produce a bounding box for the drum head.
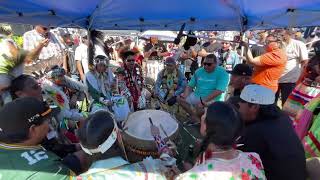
[123,110,178,141]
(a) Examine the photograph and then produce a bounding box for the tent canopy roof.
[0,0,319,31]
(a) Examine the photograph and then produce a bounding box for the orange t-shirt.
[251,49,287,92]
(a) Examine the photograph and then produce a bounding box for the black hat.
[0,97,54,136]
[229,64,253,76]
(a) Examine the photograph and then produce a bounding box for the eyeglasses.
[203,62,214,66]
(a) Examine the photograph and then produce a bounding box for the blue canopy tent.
[0,0,319,31]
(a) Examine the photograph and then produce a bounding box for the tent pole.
[87,28,92,67]
[240,32,246,64]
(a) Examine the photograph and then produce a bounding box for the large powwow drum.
[146,60,164,80]
[122,110,179,162]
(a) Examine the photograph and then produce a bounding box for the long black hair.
[77,110,124,161]
[306,54,320,81]
[200,102,243,152]
[10,74,34,99]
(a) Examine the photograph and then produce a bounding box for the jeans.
[275,83,296,105]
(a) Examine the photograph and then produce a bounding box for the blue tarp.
[0,0,319,31]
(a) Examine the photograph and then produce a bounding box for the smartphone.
[234,35,241,42]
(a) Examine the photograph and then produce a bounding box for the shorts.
[185,93,215,106]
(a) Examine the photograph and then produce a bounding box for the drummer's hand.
[150,125,160,137]
[164,166,180,180]
[102,99,113,106]
[182,161,194,171]
[166,140,177,156]
[179,94,187,99]
[197,102,205,108]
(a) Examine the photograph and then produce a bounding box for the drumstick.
[149,117,154,125]
[160,124,169,138]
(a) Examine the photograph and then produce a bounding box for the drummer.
[41,66,87,123]
[85,55,115,112]
[154,57,187,110]
[74,110,178,179]
[176,102,266,179]
[121,50,151,110]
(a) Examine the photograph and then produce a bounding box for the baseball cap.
[240,84,275,105]
[0,97,54,136]
[164,57,176,65]
[229,64,253,76]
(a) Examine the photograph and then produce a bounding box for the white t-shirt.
[184,59,193,73]
[75,43,89,74]
[280,39,308,83]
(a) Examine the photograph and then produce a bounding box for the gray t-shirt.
[279,39,308,83]
[202,41,222,54]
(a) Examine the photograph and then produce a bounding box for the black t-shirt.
[238,109,306,180]
[143,43,167,60]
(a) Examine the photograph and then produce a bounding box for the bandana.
[81,119,118,155]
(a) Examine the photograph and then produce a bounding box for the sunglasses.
[42,27,48,31]
[94,58,109,66]
[126,59,135,62]
[166,64,175,67]
[265,40,278,44]
[203,62,214,66]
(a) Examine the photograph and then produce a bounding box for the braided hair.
[77,110,124,161]
[199,102,243,153]
[306,54,320,81]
